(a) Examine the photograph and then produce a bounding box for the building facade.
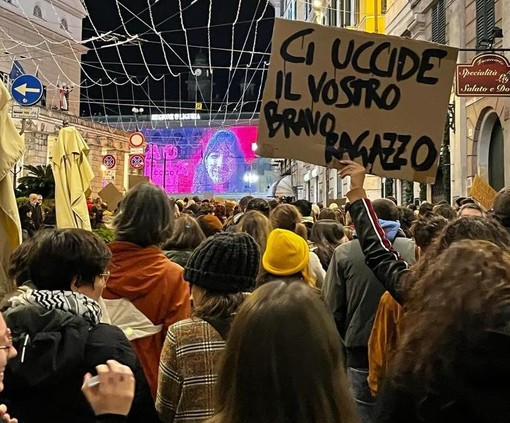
[0,0,87,115]
[1,0,133,196]
[386,0,510,201]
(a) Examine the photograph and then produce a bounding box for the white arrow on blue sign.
[11,74,43,106]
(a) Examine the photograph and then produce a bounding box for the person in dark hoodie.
[1,229,159,423]
[337,160,510,423]
[323,198,415,423]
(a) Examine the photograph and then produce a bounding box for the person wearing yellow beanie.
[261,229,315,287]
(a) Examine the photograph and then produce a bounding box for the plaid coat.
[156,317,226,423]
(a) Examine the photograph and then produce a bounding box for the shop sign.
[456,53,510,97]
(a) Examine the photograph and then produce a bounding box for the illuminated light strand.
[207,0,213,74]
[14,0,126,88]
[232,42,271,122]
[247,0,271,67]
[177,0,194,73]
[0,32,135,88]
[215,0,263,124]
[116,0,185,77]
[3,2,126,88]
[79,0,150,86]
[223,0,244,124]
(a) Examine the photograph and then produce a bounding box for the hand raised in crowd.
[339,160,368,202]
[82,360,135,417]
[0,404,17,423]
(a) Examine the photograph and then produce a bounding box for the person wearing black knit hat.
[156,232,260,423]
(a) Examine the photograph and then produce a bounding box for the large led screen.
[143,126,258,194]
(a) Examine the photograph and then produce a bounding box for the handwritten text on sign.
[258,19,458,183]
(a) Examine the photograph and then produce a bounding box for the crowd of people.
[4,167,510,423]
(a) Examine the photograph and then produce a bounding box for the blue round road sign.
[11,74,43,106]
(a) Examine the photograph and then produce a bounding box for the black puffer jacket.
[163,249,193,268]
[1,305,160,423]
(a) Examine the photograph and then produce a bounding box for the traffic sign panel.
[129,154,145,169]
[11,74,43,106]
[102,154,117,169]
[11,105,39,119]
[130,147,144,154]
[129,132,145,148]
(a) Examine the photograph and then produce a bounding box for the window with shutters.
[328,0,338,26]
[476,0,495,48]
[431,0,446,44]
[304,0,312,20]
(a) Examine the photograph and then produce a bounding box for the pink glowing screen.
[144,126,258,194]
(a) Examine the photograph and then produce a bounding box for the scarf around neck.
[10,289,102,326]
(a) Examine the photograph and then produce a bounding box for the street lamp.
[132,106,144,131]
[243,172,259,184]
[244,172,259,194]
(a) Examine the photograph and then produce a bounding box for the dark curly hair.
[398,206,416,238]
[433,204,457,221]
[391,240,510,397]
[403,217,510,296]
[410,216,448,252]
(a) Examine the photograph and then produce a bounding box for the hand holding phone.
[81,360,135,417]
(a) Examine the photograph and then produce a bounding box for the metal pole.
[163,153,167,192]
[458,48,510,51]
[151,146,154,181]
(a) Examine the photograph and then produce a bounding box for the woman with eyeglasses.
[0,229,159,423]
[0,314,17,423]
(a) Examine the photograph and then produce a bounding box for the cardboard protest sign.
[469,176,497,210]
[98,182,123,211]
[258,19,458,184]
[128,175,149,189]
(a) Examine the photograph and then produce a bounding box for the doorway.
[489,118,505,191]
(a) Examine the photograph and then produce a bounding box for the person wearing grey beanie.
[156,232,260,423]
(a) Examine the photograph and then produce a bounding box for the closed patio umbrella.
[0,80,24,294]
[51,126,94,230]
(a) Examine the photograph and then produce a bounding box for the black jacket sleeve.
[86,325,161,423]
[96,414,127,423]
[348,198,410,305]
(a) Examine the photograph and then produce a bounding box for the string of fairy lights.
[1,0,277,129]
[2,0,371,131]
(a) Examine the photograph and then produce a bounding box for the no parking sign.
[130,154,145,169]
[102,154,116,169]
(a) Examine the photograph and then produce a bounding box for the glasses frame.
[99,270,110,282]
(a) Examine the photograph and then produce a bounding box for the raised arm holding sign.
[258,19,458,184]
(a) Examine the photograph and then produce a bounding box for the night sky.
[80,0,275,118]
